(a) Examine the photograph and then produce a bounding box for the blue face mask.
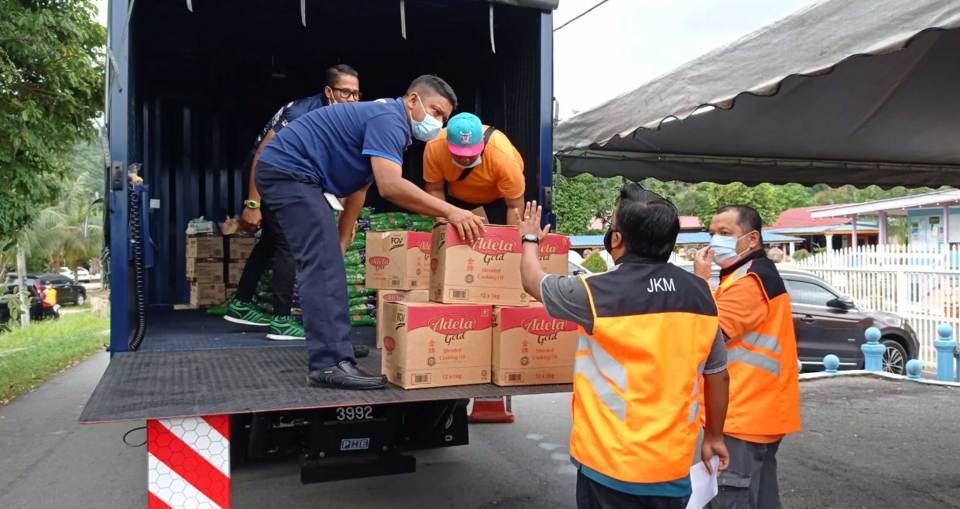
[411,95,443,142]
[709,232,754,268]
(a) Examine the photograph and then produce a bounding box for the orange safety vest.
[716,257,801,436]
[572,257,719,484]
[42,287,57,308]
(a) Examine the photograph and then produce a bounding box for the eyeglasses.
[330,87,362,100]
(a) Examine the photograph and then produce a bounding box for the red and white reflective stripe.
[148,416,230,509]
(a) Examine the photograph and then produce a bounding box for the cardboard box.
[186,235,224,259]
[227,261,246,286]
[537,234,572,275]
[381,302,492,389]
[365,231,432,290]
[492,304,578,386]
[376,289,430,348]
[190,282,226,307]
[227,236,257,261]
[429,223,528,307]
[186,258,224,283]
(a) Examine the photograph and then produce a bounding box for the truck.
[82,1,563,506]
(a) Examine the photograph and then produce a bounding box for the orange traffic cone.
[468,396,514,423]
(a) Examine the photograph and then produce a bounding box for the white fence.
[796,244,960,368]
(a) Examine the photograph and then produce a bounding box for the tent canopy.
[554,0,960,188]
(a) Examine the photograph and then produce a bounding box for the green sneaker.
[266,315,306,341]
[223,297,272,327]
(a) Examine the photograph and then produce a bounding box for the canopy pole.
[400,0,407,39]
[851,215,858,248]
[301,0,307,27]
[185,0,192,12]
[943,206,951,250]
[878,211,889,245]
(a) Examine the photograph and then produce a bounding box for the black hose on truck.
[128,164,147,351]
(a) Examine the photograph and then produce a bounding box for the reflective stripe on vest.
[728,345,781,377]
[574,335,627,421]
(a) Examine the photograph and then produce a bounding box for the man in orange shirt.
[695,205,801,509]
[422,112,524,225]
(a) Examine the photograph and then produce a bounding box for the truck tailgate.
[79,346,571,423]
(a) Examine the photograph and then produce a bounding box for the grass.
[0,309,109,404]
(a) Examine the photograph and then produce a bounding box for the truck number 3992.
[336,406,374,421]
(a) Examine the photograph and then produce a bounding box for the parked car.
[2,278,59,321]
[59,267,93,283]
[678,265,918,375]
[36,273,87,305]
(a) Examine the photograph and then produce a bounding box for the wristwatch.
[521,233,540,244]
[243,199,260,209]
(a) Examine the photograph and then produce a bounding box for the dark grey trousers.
[706,436,782,509]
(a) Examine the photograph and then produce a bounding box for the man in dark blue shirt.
[257,75,486,390]
[227,65,362,345]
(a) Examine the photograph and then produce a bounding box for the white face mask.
[451,155,482,169]
[709,231,755,268]
[410,95,443,141]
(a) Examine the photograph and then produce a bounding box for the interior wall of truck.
[127,0,548,306]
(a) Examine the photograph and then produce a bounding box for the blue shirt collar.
[395,97,412,148]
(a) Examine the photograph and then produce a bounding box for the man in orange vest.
[694,205,802,509]
[518,185,730,509]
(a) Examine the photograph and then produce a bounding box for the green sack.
[347,285,375,298]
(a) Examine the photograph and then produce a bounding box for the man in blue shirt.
[257,75,486,390]
[227,65,362,345]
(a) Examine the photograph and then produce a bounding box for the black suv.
[680,266,919,375]
[35,273,87,306]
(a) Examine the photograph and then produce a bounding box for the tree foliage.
[0,0,106,239]
[1,141,103,275]
[553,173,624,234]
[555,173,937,233]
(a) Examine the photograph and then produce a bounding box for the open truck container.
[84,0,564,504]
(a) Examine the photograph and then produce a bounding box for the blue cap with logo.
[446,113,485,157]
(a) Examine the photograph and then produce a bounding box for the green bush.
[793,249,811,261]
[582,252,608,273]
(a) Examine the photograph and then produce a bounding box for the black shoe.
[353,344,370,358]
[307,360,387,390]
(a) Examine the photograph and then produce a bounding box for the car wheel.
[76,294,85,306]
[881,340,907,375]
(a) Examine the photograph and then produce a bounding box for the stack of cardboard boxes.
[374,223,577,390]
[185,234,257,307]
[186,235,225,307]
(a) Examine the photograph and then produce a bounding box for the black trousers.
[576,472,689,509]
[234,200,295,316]
[255,163,354,370]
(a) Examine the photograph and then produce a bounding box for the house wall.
[908,208,960,244]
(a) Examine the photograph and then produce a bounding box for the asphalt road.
[1,353,958,509]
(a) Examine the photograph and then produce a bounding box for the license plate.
[340,438,370,451]
[334,405,376,422]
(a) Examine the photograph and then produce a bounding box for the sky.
[552,0,818,118]
[94,0,818,118]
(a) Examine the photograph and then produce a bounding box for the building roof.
[679,216,703,230]
[766,225,878,235]
[569,232,802,249]
[810,189,960,218]
[772,206,851,229]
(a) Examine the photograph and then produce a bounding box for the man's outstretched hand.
[516,201,550,240]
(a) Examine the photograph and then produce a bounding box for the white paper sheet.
[685,456,720,509]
